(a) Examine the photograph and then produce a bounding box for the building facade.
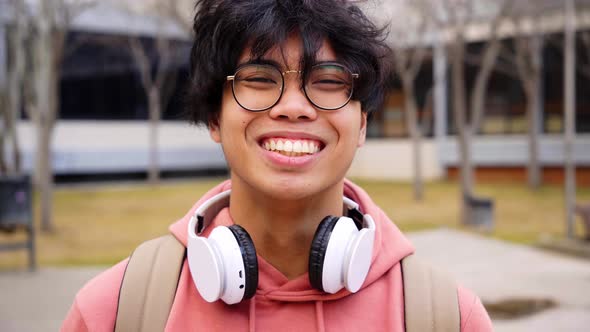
[1,1,589,184]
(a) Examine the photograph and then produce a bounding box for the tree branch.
[154,37,172,89]
[471,0,513,133]
[128,37,153,92]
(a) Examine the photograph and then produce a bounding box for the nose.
[268,78,318,121]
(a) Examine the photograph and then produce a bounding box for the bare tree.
[157,0,193,35]
[2,0,29,175]
[492,3,577,192]
[26,0,94,232]
[0,51,6,174]
[0,0,27,175]
[112,0,191,184]
[128,33,176,184]
[564,0,577,239]
[0,92,6,174]
[490,10,545,190]
[439,0,512,224]
[512,26,544,190]
[390,15,430,201]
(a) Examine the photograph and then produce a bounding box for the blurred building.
[0,1,226,179]
[1,0,589,184]
[348,0,590,186]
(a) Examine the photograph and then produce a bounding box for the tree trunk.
[402,79,423,201]
[33,6,58,232]
[526,78,541,189]
[37,118,54,232]
[148,87,161,184]
[0,92,7,174]
[527,36,543,190]
[6,16,26,174]
[564,0,577,239]
[450,41,473,225]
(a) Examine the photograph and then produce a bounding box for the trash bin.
[464,194,494,231]
[574,204,590,241]
[0,175,36,270]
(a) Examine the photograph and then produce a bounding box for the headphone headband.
[188,190,375,236]
[191,190,232,235]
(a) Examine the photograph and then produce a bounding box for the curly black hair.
[186,0,392,126]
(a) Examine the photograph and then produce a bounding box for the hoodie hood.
[169,179,415,303]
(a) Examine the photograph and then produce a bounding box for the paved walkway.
[0,267,103,332]
[407,229,590,331]
[1,229,589,331]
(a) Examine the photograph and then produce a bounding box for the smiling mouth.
[260,138,324,157]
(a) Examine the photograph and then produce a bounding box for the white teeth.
[302,141,309,153]
[262,138,321,155]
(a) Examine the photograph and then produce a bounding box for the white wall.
[15,121,590,179]
[16,121,226,174]
[347,139,444,180]
[439,135,590,166]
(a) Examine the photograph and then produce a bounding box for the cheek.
[213,92,241,142]
[337,103,364,145]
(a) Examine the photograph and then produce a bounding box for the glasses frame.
[226,62,359,112]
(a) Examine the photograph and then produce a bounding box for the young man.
[62,0,493,331]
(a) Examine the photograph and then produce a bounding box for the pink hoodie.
[61,179,492,331]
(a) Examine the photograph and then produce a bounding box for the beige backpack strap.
[401,254,460,332]
[115,234,185,332]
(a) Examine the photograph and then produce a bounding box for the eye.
[308,65,352,91]
[309,75,349,91]
[312,77,346,85]
[241,75,277,84]
[235,65,281,89]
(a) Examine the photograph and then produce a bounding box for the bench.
[575,204,590,241]
[0,175,36,270]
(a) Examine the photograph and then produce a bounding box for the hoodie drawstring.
[315,301,326,332]
[249,296,257,332]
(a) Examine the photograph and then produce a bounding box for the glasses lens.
[305,64,354,110]
[233,64,282,111]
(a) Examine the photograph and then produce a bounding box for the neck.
[229,177,344,280]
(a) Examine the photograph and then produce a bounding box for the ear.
[357,112,367,147]
[209,121,221,143]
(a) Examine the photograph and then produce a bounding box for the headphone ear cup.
[308,216,340,291]
[227,225,258,300]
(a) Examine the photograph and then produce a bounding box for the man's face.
[209,34,367,200]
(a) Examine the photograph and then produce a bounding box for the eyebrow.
[236,58,284,69]
[314,60,342,66]
[235,59,344,71]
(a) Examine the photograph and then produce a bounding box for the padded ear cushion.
[308,216,340,292]
[228,225,258,300]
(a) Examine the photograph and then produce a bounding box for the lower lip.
[259,145,320,168]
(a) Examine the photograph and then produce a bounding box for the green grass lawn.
[1,177,589,269]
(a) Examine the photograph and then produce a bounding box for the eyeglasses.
[226,62,359,112]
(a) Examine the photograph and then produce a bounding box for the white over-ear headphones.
[187,190,376,305]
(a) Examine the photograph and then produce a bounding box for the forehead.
[237,35,338,69]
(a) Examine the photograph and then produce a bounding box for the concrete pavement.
[0,267,104,332]
[1,228,589,331]
[407,229,590,332]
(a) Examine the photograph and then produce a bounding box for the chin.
[261,176,340,202]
